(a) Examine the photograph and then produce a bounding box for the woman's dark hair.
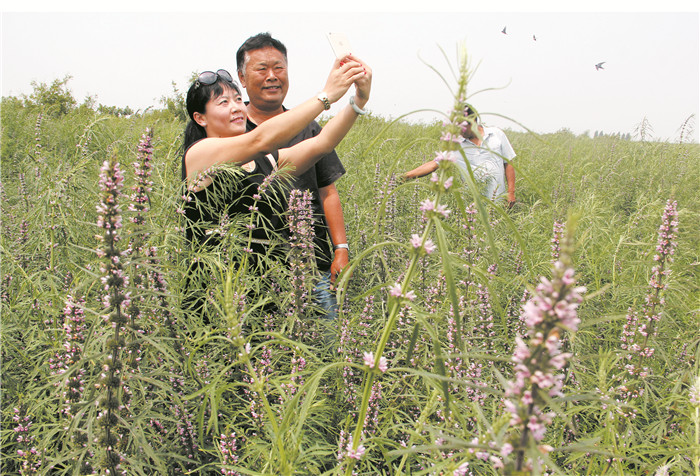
[184,74,242,151]
[236,32,288,74]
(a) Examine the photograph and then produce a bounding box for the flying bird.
[501,26,507,34]
[533,34,537,41]
[595,62,606,70]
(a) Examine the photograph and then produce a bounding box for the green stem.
[635,259,665,373]
[223,267,289,474]
[242,347,288,471]
[346,224,434,476]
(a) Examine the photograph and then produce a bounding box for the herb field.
[1,72,699,475]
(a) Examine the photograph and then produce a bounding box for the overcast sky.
[2,1,698,142]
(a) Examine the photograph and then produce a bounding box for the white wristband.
[349,96,368,115]
[334,243,349,251]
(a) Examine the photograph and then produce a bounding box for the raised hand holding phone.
[326,33,370,111]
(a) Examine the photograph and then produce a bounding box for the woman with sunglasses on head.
[181,57,371,321]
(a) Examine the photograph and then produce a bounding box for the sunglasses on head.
[195,69,234,88]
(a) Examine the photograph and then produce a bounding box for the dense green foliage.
[1,82,699,476]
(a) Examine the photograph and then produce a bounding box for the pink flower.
[389,284,403,298]
[440,132,464,144]
[388,283,416,302]
[500,443,514,457]
[512,337,531,362]
[620,199,678,381]
[436,204,451,218]
[503,230,585,468]
[364,352,388,373]
[530,370,555,389]
[435,150,457,163]
[475,451,489,461]
[453,462,470,476]
[549,352,571,370]
[489,455,504,469]
[363,352,375,369]
[410,234,422,249]
[689,378,700,406]
[345,436,366,460]
[420,199,435,213]
[527,416,546,441]
[410,234,437,255]
[377,356,388,373]
[522,300,543,327]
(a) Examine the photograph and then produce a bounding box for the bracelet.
[349,95,368,115]
[334,243,349,251]
[317,91,331,110]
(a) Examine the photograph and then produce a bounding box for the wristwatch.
[317,91,331,110]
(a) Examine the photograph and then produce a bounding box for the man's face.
[238,46,289,111]
[463,121,483,141]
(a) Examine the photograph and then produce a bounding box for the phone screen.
[327,32,352,58]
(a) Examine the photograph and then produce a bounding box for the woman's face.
[201,85,247,138]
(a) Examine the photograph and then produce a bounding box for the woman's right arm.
[185,58,365,180]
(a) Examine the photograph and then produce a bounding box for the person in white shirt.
[401,106,517,209]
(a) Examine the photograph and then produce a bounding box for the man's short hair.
[236,32,288,73]
[464,105,480,124]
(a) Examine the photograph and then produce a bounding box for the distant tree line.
[545,128,633,141]
[593,130,633,140]
[3,75,187,121]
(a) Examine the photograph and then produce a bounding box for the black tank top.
[181,144,286,256]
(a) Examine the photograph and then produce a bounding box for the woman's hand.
[322,57,366,104]
[348,55,372,108]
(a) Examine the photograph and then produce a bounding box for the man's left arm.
[319,183,348,283]
[401,160,439,181]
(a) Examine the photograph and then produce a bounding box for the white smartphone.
[327,32,352,59]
